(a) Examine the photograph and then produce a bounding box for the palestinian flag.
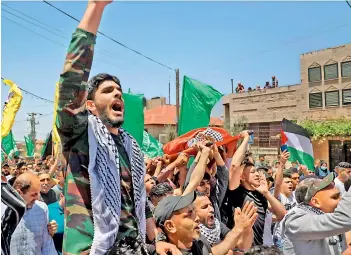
[281,119,314,171]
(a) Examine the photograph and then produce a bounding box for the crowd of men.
[1,1,351,255]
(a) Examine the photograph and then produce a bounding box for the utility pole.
[231,79,234,94]
[27,112,41,142]
[176,69,180,133]
[168,76,171,105]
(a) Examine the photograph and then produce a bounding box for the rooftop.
[144,105,223,126]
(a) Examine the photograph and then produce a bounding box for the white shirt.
[334,178,346,196]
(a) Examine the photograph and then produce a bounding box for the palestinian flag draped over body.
[281,118,314,171]
[163,127,239,159]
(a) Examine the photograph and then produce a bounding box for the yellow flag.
[1,79,23,138]
[52,82,61,156]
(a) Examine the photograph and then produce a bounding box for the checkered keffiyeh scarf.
[297,203,324,215]
[88,115,146,253]
[187,128,223,148]
[199,218,221,246]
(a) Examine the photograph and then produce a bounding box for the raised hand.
[279,150,290,165]
[252,171,269,195]
[234,201,258,231]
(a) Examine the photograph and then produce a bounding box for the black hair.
[149,183,173,199]
[244,245,283,255]
[17,162,26,169]
[87,73,121,100]
[345,178,351,192]
[283,170,292,179]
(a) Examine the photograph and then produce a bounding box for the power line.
[2,8,66,38]
[43,0,175,71]
[2,2,67,35]
[2,3,125,63]
[1,77,54,103]
[346,0,351,8]
[2,15,123,68]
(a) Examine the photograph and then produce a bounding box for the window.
[308,67,321,82]
[324,63,338,80]
[309,92,322,108]
[248,122,280,148]
[325,91,339,107]
[341,61,351,78]
[342,89,351,105]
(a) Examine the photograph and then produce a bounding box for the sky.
[1,1,351,141]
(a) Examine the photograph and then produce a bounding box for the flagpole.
[176,68,180,133]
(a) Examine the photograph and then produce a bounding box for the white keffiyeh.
[88,114,147,254]
[199,218,221,246]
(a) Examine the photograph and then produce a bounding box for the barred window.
[341,61,351,78]
[324,63,338,80]
[342,89,351,105]
[309,93,322,108]
[325,91,339,107]
[308,67,321,82]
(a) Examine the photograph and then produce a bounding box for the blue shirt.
[48,202,64,255]
[10,201,57,255]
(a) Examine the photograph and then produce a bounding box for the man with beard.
[39,172,57,205]
[282,173,351,255]
[10,172,56,255]
[57,1,176,254]
[194,193,255,252]
[154,192,257,255]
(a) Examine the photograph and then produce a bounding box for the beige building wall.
[146,97,167,110]
[223,43,351,126]
[223,43,351,167]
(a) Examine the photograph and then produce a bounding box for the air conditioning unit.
[159,134,167,144]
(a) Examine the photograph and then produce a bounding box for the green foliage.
[224,116,248,136]
[300,119,351,139]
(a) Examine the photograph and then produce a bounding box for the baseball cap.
[295,172,335,203]
[154,191,197,227]
[2,163,9,168]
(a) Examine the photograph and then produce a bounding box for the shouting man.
[57,1,176,254]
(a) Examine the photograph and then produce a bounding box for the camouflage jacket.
[56,28,96,255]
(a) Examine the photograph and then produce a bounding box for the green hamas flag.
[1,130,19,160]
[178,76,223,135]
[24,136,35,157]
[141,130,164,158]
[41,132,52,160]
[122,91,144,146]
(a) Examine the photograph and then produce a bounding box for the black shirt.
[180,237,212,255]
[41,189,57,205]
[221,185,268,245]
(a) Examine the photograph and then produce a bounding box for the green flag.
[1,131,18,159]
[141,130,164,158]
[122,92,144,146]
[24,136,35,157]
[41,132,52,160]
[178,76,223,135]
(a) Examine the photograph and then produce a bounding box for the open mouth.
[111,101,122,112]
[207,215,215,224]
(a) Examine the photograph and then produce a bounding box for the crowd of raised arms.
[1,1,351,255]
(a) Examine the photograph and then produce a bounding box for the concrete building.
[223,43,351,169]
